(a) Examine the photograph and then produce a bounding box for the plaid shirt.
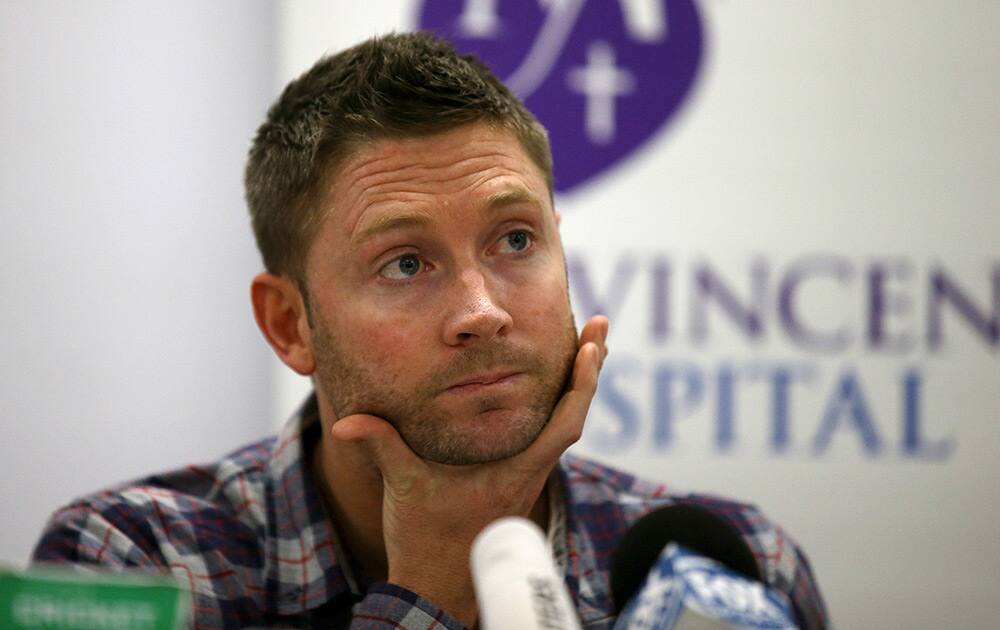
[33,397,828,629]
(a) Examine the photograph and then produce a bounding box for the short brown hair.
[244,32,553,283]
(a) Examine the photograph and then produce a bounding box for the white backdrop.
[2,2,997,629]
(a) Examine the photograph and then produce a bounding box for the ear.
[250,272,315,375]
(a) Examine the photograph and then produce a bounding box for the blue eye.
[380,254,422,280]
[500,230,532,253]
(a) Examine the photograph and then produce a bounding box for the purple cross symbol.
[418,0,704,193]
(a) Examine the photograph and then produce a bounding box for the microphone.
[471,516,582,630]
[610,504,797,629]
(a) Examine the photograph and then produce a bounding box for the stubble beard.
[309,308,579,466]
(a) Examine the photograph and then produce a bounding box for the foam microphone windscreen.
[471,516,582,630]
[610,503,762,614]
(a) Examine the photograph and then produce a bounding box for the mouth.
[444,370,524,394]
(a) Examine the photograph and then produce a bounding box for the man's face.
[303,123,577,465]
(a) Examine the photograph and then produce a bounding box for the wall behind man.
[0,2,276,565]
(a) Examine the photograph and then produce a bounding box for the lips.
[445,370,524,394]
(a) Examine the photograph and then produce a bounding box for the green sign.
[0,567,189,629]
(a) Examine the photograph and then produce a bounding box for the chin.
[404,407,548,466]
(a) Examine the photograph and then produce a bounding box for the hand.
[330,315,609,627]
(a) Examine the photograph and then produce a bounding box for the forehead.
[323,123,551,236]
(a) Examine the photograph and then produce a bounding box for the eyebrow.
[350,188,546,246]
[486,188,545,211]
[351,210,432,246]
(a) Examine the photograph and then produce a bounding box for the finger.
[519,340,600,468]
[579,315,609,367]
[331,414,421,485]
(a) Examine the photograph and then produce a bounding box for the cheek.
[510,270,571,326]
[343,312,425,376]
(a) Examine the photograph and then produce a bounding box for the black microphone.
[611,503,762,613]
[610,503,796,629]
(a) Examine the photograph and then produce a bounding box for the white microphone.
[471,516,582,630]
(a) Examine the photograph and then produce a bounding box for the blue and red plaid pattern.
[32,397,828,629]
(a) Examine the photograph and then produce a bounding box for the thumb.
[330,414,420,484]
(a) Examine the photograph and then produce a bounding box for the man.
[33,33,827,628]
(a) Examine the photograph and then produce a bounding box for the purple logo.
[417,0,704,193]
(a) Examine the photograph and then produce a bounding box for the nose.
[442,267,513,346]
